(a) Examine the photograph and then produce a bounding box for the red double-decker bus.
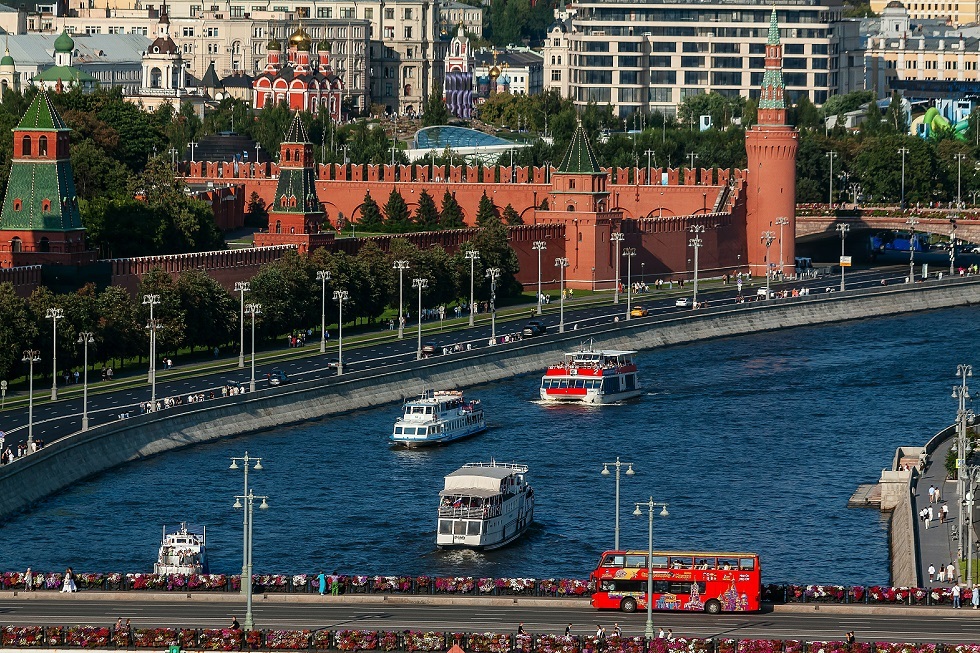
[590,550,762,614]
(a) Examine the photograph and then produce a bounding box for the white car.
[674,297,690,308]
[757,288,771,298]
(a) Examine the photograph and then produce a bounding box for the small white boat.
[154,523,209,575]
[539,346,641,405]
[390,389,486,447]
[437,462,534,550]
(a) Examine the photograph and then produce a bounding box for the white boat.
[539,347,641,404]
[437,462,534,550]
[390,389,486,447]
[154,523,209,575]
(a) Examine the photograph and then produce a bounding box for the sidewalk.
[913,438,961,586]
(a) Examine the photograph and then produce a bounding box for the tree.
[421,86,451,127]
[0,282,33,380]
[246,192,269,228]
[414,189,440,230]
[475,192,500,226]
[358,191,384,231]
[502,203,523,225]
[861,100,882,135]
[95,285,141,367]
[175,270,237,352]
[793,95,822,131]
[383,189,412,233]
[440,191,466,228]
[249,251,318,341]
[466,207,521,301]
[885,91,907,134]
[136,268,186,355]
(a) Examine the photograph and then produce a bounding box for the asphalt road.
[0,260,965,448]
[0,598,977,641]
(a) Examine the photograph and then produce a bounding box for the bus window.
[668,581,706,595]
[718,558,737,570]
[669,557,693,569]
[650,555,668,569]
[602,579,645,592]
[625,554,646,568]
[695,558,715,569]
[739,557,756,571]
[601,554,625,567]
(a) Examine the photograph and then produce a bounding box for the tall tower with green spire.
[758,7,787,126]
[0,89,94,268]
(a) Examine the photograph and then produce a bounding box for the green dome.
[54,30,74,53]
[267,39,281,51]
[0,50,14,67]
[318,39,331,52]
[296,39,311,52]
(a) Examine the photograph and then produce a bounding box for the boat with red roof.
[539,345,641,405]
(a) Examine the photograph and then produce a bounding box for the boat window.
[739,557,756,571]
[558,379,568,388]
[425,407,433,414]
[625,554,646,568]
[670,557,693,569]
[453,520,467,535]
[717,558,737,570]
[439,520,452,534]
[601,554,625,567]
[467,521,481,535]
[695,557,716,569]
[394,427,403,434]
[651,555,669,569]
[574,379,585,388]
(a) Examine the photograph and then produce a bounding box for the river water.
[2,307,977,585]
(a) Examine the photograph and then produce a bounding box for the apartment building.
[543,0,863,117]
[437,0,483,40]
[870,0,975,26]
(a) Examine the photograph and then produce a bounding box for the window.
[404,7,412,19]
[584,41,609,52]
[811,43,828,54]
[85,25,101,34]
[12,200,21,212]
[785,43,804,55]
[364,8,373,19]
[784,72,807,86]
[406,48,413,58]
[650,71,675,84]
[21,135,31,156]
[404,26,412,38]
[10,236,21,251]
[652,41,675,52]
[38,237,49,252]
[317,7,332,17]
[748,57,764,69]
[650,56,671,67]
[183,43,193,54]
[582,70,612,84]
[385,8,394,19]
[190,4,200,15]
[206,27,219,37]
[618,41,640,52]
[182,27,194,36]
[340,7,354,18]
[649,87,671,102]
[383,26,394,39]
[41,199,50,212]
[619,56,638,67]
[551,69,561,81]
[230,5,243,16]
[711,71,741,85]
[619,71,637,84]
[712,57,742,68]
[750,72,764,85]
[38,135,47,156]
[681,56,704,68]
[683,42,708,53]
[784,57,807,69]
[685,71,707,84]
[712,42,739,53]
[108,26,122,34]
[748,42,766,54]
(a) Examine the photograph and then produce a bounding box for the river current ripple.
[2,307,977,585]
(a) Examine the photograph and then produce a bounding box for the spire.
[757,6,787,124]
[17,88,69,130]
[767,6,780,45]
[557,122,600,174]
[284,112,310,144]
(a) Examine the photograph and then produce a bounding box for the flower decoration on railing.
[849,586,865,602]
[197,628,244,651]
[873,643,937,653]
[951,646,980,653]
[536,634,580,653]
[514,634,533,653]
[379,631,400,651]
[45,573,63,589]
[266,630,312,650]
[311,630,333,650]
[804,586,846,603]
[649,638,713,653]
[45,627,63,647]
[558,579,589,596]
[64,626,111,648]
[466,632,510,653]
[478,578,496,594]
[245,630,263,650]
[434,577,475,594]
[74,574,106,591]
[783,641,803,653]
[335,629,379,651]
[132,628,178,648]
[255,575,290,592]
[785,586,805,603]
[404,631,446,652]
[127,573,167,590]
[292,575,309,589]
[735,639,784,653]
[350,576,369,592]
[1,625,44,647]
[498,578,536,595]
[910,588,928,605]
[373,576,410,592]
[414,576,431,592]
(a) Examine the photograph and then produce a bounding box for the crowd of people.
[0,437,45,465]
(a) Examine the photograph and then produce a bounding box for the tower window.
[275,220,282,233]
[21,135,31,156]
[39,237,50,252]
[42,199,51,212]
[10,237,21,252]
[13,199,22,211]
[38,135,48,156]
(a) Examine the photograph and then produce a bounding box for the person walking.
[230,616,241,630]
[942,504,949,524]
[947,562,956,583]
[61,568,76,593]
[952,583,961,608]
[317,571,327,596]
[517,624,525,635]
[565,624,572,637]
[329,570,340,596]
[928,564,936,583]
[24,567,33,592]
[973,585,980,609]
[928,485,935,504]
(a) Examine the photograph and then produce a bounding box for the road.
[0,598,978,641]
[0,261,966,449]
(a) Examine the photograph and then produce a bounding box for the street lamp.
[953,364,973,552]
[633,497,670,638]
[229,451,267,630]
[22,350,40,449]
[45,307,63,401]
[825,151,837,205]
[555,257,569,333]
[333,290,348,375]
[849,182,862,206]
[600,458,635,550]
[775,217,790,277]
[245,303,261,392]
[956,153,967,212]
[465,250,479,327]
[898,147,909,209]
[486,267,501,341]
[235,282,250,368]
[623,248,636,320]
[532,241,546,315]
[77,332,94,431]
[689,225,704,309]
[393,260,409,339]
[412,278,428,360]
[836,224,849,292]
[317,270,331,353]
[761,231,775,299]
[611,232,625,304]
[907,216,920,282]
[950,218,958,275]
[142,294,160,407]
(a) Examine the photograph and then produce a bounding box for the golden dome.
[288,26,312,49]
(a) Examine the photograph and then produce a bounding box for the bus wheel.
[620,598,637,613]
[704,600,722,614]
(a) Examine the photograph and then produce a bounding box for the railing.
[437,506,485,518]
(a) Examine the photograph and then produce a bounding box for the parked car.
[421,342,438,357]
[522,321,548,337]
[630,306,649,318]
[267,369,289,386]
[674,297,690,308]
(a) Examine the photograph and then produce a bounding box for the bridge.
[795,207,980,243]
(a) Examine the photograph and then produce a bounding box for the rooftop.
[413,125,516,150]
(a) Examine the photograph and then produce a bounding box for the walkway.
[913,437,961,586]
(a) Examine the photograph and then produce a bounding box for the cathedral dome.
[288,27,312,50]
[267,39,282,51]
[54,30,75,53]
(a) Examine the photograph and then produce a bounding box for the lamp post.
[954,364,973,553]
[229,452,267,630]
[333,290,348,375]
[836,223,849,292]
[142,294,160,407]
[965,466,979,584]
[825,151,837,205]
[22,350,40,449]
[77,332,94,431]
[600,458,635,550]
[465,250,479,327]
[849,182,862,206]
[246,303,261,392]
[393,260,409,338]
[611,232,624,303]
[533,241,546,315]
[645,149,655,185]
[761,231,775,298]
[950,218,958,275]
[413,278,428,360]
[555,257,569,333]
[689,225,704,308]
[1,380,6,409]
[235,282,250,368]
[775,216,790,277]
[45,307,63,400]
[907,216,920,282]
[633,497,669,638]
[956,153,967,212]
[898,146,909,208]
[486,267,501,341]
[687,151,699,169]
[317,270,331,353]
[623,248,636,320]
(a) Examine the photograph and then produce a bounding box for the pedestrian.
[952,583,962,608]
[595,625,606,651]
[657,628,666,639]
[938,566,946,583]
[330,570,340,596]
[845,632,855,646]
[928,564,936,582]
[928,485,936,503]
[62,567,76,593]
[114,617,124,632]
[612,624,621,638]
[947,562,956,582]
[24,567,33,591]
[926,506,933,529]
[666,629,674,642]
[942,504,949,524]
[565,624,572,637]
[317,571,327,595]
[973,584,980,609]
[517,623,525,635]
[230,616,241,630]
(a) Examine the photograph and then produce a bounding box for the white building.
[474,47,544,95]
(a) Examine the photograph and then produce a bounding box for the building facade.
[253,27,344,119]
[870,0,977,25]
[474,47,544,95]
[543,0,863,116]
[437,0,483,40]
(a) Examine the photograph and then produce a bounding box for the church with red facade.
[252,27,344,120]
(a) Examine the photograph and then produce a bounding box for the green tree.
[95,285,141,368]
[421,86,451,126]
[885,91,906,133]
[246,192,269,229]
[383,189,412,233]
[249,251,318,341]
[465,208,521,301]
[70,139,130,200]
[475,192,500,226]
[175,269,237,352]
[0,282,33,380]
[414,189,440,230]
[440,190,466,228]
[136,268,186,356]
[793,95,822,131]
[861,100,882,135]
[358,191,384,231]
[502,203,523,225]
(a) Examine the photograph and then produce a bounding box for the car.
[674,297,690,308]
[630,306,649,318]
[522,320,548,337]
[757,288,772,299]
[421,342,439,357]
[267,369,289,386]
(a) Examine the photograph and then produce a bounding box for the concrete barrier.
[2,279,980,522]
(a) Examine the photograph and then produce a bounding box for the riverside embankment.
[1,277,979,523]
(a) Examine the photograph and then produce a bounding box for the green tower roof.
[54,30,75,53]
[17,89,69,131]
[1,49,14,67]
[767,7,780,45]
[557,122,601,174]
[283,112,310,144]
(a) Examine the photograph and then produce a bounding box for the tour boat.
[437,462,534,550]
[154,523,209,575]
[539,346,641,404]
[390,389,486,447]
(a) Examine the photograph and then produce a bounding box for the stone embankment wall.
[1,280,980,522]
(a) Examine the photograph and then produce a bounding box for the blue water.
[1,307,977,586]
